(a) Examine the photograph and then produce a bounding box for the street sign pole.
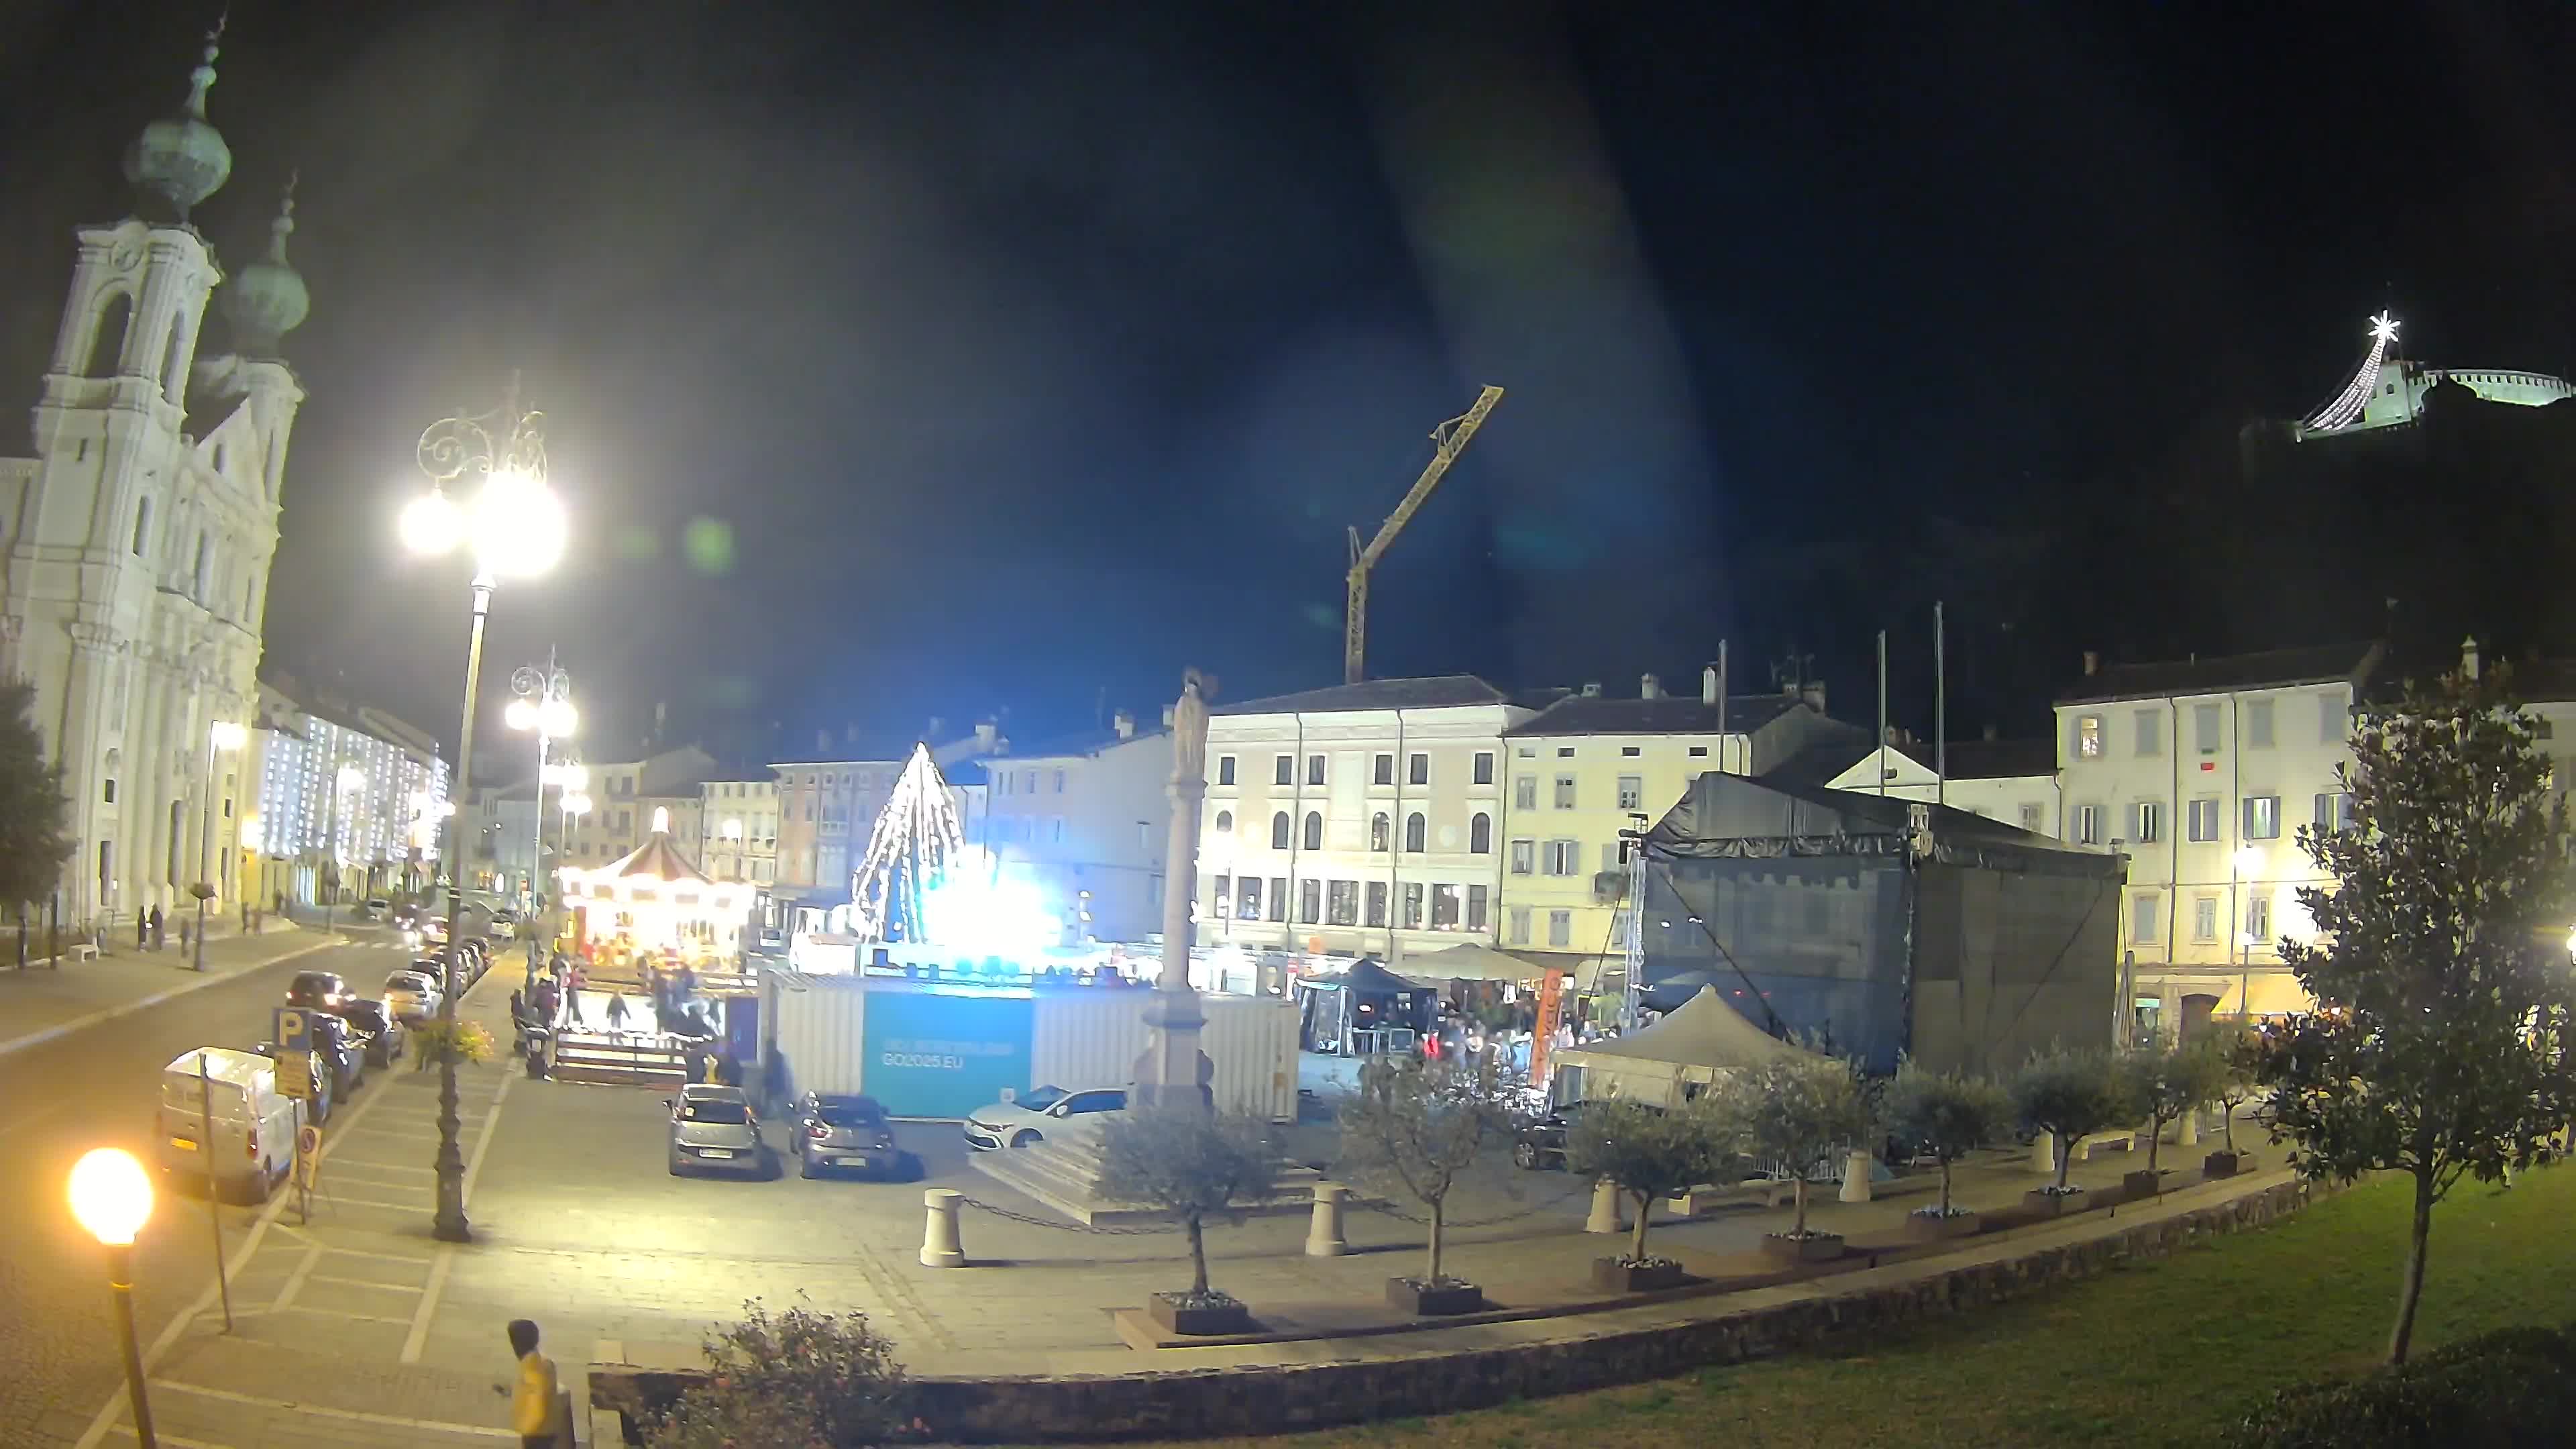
[196,1053,234,1334]
[295,1123,321,1227]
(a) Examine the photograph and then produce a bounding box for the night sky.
[7,2,2576,766]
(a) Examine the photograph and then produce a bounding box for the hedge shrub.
[2225,1322,2576,1448]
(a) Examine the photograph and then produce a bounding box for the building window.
[1271,812,1291,849]
[1473,752,1494,785]
[2313,792,2356,833]
[1307,754,1326,786]
[1688,745,1709,758]
[2320,693,2345,744]
[2131,801,2163,845]
[1237,877,1260,920]
[131,495,153,557]
[1303,811,1323,851]
[1401,881,1424,929]
[1408,753,1429,786]
[1430,883,1462,929]
[1617,775,1642,811]
[1050,816,1065,843]
[1514,776,1537,810]
[2243,795,2280,840]
[1327,879,1359,926]
[1373,753,1393,786]
[1557,747,1574,758]
[1213,873,1231,918]
[1554,775,1576,809]
[1544,839,1579,875]
[2245,700,2274,749]
[1548,910,1572,947]
[2019,802,2044,833]
[1364,880,1387,927]
[1024,770,1039,795]
[1469,812,1491,853]
[191,532,210,601]
[1298,878,1322,924]
[2247,893,2272,943]
[1214,810,1232,833]
[102,775,117,804]
[2131,892,2160,945]
[1274,755,1293,786]
[2076,715,2103,759]
[1404,812,1426,852]
[1218,755,1236,786]
[2075,804,2101,845]
[1508,906,1531,944]
[1509,839,1534,875]
[1138,820,1151,849]
[2193,896,2219,942]
[2133,708,2161,757]
[1371,812,1390,851]
[1053,769,1067,792]
[1466,884,1488,931]
[2187,797,2220,843]
[2194,703,2220,753]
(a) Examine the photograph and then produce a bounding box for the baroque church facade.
[0,30,307,924]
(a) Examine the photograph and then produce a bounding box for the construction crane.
[1344,385,1504,684]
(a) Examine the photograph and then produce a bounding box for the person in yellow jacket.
[506,1318,568,1446]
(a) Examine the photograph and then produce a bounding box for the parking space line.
[107,1429,232,1448]
[272,1244,322,1311]
[147,1380,517,1438]
[312,1193,429,1212]
[316,1244,435,1267]
[274,1303,415,1326]
[309,1273,425,1293]
[324,1159,433,1174]
[402,1247,455,1363]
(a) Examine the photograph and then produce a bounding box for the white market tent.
[1403,943,1545,984]
[1551,985,1822,1106]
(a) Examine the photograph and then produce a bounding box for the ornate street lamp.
[69,1148,157,1448]
[402,384,567,1244]
[505,658,576,916]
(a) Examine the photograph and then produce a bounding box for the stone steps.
[967,1116,1329,1226]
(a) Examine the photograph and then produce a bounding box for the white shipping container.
[763,971,871,1099]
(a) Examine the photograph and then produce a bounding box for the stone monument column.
[1132,670,1214,1111]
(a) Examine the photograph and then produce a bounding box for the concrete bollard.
[2178,1108,2200,1146]
[919,1188,965,1268]
[1305,1182,1350,1256]
[2030,1134,2057,1177]
[1838,1149,1874,1203]
[1585,1178,1624,1234]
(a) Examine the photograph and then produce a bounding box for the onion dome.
[121,20,232,222]
[223,175,309,356]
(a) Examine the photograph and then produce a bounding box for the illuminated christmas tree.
[847,743,967,943]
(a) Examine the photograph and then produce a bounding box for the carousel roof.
[595,830,715,886]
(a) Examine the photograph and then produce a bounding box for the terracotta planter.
[1147,1292,1252,1336]
[1762,1231,1844,1264]
[2123,1169,2163,1199]
[1904,1209,1982,1240]
[2204,1149,2245,1179]
[1385,1277,1484,1316]
[2023,1187,2088,1217]
[1589,1256,1685,1293]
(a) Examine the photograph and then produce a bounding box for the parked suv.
[792,1093,902,1179]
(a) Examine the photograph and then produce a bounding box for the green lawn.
[1104,1165,2576,1449]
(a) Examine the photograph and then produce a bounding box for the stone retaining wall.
[592,1175,2325,1444]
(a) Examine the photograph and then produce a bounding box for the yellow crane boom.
[1344,385,1504,684]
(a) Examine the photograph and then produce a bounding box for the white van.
[156,1048,303,1202]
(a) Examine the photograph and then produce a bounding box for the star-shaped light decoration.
[2369,311,2400,345]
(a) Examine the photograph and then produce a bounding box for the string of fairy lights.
[2304,311,2401,432]
[846,743,969,943]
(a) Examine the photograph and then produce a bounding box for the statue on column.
[1134,669,1214,1110]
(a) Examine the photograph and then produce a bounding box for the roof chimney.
[1702,665,1719,705]
[1581,681,1602,698]
[1641,673,1660,700]
[2082,649,2100,677]
[2462,635,2481,680]
[1113,709,1136,739]
[973,720,997,747]
[1801,682,1827,713]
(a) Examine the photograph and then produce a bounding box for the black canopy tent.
[1294,959,1436,1053]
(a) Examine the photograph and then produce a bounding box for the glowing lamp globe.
[400,489,464,558]
[68,1148,154,1246]
[504,698,537,731]
[472,470,566,579]
[538,698,576,737]
[2233,847,2263,876]
[209,720,248,751]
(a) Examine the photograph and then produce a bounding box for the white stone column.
[918,1188,965,1268]
[1586,1178,1623,1234]
[1305,1182,1349,1256]
[1839,1149,1874,1203]
[2178,1108,2200,1146]
[1132,674,1212,1110]
[2030,1134,2057,1177]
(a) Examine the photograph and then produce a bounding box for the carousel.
[555,808,757,966]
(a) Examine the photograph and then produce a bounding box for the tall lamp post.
[505,659,576,914]
[192,721,247,971]
[402,389,568,1244]
[69,1148,157,1448]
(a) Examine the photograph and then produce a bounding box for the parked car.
[156,1047,303,1203]
[362,897,392,922]
[382,969,441,1022]
[665,1085,775,1178]
[307,1012,367,1097]
[792,1093,902,1178]
[963,1084,1126,1150]
[1514,1099,1660,1171]
[285,970,356,1011]
[333,998,407,1067]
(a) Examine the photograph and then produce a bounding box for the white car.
[962,1085,1127,1150]
[382,969,442,1022]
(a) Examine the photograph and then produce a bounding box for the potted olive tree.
[2011,1048,2130,1215]
[1565,1097,1728,1291]
[2120,1038,2229,1197]
[1336,1054,1524,1315]
[1099,1106,1280,1335]
[2205,1023,2267,1177]
[1882,1060,2012,1240]
[1708,1054,1873,1263]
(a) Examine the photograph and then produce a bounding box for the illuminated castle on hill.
[2296,311,2575,439]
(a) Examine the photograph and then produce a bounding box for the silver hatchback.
[665,1085,775,1179]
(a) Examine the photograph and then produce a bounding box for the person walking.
[148,904,164,951]
[503,1318,568,1447]
[560,964,586,1027]
[604,991,632,1034]
[136,909,148,951]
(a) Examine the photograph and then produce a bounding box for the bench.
[1666,1176,1804,1216]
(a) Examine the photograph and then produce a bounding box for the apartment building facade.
[771,723,1006,902]
[2054,643,2381,1038]
[979,710,1173,943]
[1502,672,1865,983]
[1817,737,2061,838]
[557,747,718,872]
[699,771,780,885]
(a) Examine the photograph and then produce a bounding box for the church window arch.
[160,320,189,404]
[1269,812,1290,849]
[101,749,120,806]
[1404,812,1426,852]
[87,292,132,377]
[131,494,153,558]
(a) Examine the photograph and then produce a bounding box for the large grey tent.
[1550,985,1821,1106]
